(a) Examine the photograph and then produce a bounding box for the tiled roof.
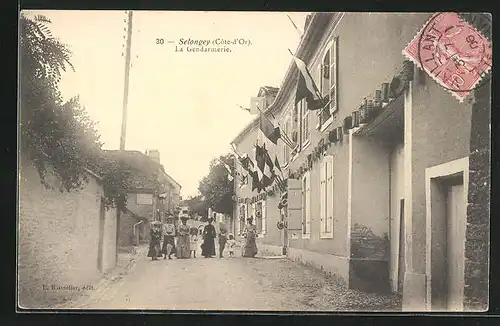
[101,150,181,191]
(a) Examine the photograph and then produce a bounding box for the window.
[238,204,247,235]
[300,99,310,147]
[290,99,310,158]
[252,200,267,236]
[320,155,334,238]
[283,115,291,166]
[317,37,339,131]
[302,172,311,238]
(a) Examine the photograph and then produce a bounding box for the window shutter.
[262,200,267,234]
[305,172,311,234]
[252,203,256,222]
[320,159,326,233]
[330,37,339,114]
[301,100,310,145]
[286,179,303,230]
[326,156,334,233]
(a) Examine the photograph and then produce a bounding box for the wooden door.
[446,183,466,311]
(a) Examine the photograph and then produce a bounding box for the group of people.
[147,214,259,260]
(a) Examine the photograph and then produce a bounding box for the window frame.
[238,203,248,236]
[316,37,339,132]
[282,114,291,169]
[320,155,334,239]
[253,200,267,237]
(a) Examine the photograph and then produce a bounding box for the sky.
[24,10,308,198]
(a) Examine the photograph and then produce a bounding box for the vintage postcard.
[17,11,491,312]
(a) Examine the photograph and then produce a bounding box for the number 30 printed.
[156,38,164,45]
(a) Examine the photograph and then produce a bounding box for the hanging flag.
[237,104,251,113]
[257,110,295,150]
[286,14,303,36]
[259,113,281,145]
[273,155,283,177]
[219,158,235,183]
[262,145,275,183]
[292,54,327,110]
[257,144,276,190]
[238,174,248,188]
[238,153,255,173]
[272,155,287,193]
[251,169,262,192]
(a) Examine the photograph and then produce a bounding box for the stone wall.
[18,157,117,308]
[463,82,490,311]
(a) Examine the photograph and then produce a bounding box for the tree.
[184,195,209,219]
[198,153,235,215]
[19,12,126,208]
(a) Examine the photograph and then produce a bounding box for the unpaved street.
[64,248,402,311]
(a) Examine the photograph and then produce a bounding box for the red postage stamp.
[403,12,492,102]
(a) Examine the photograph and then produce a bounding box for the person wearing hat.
[201,217,216,258]
[176,215,191,259]
[162,215,176,259]
[147,221,163,261]
[242,216,258,258]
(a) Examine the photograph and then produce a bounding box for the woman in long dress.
[242,217,258,257]
[147,221,162,261]
[162,216,176,259]
[176,215,191,259]
[201,217,216,258]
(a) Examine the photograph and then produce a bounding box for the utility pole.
[116,10,133,260]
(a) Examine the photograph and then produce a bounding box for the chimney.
[146,149,160,163]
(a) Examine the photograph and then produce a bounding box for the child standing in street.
[227,234,236,258]
[189,227,198,258]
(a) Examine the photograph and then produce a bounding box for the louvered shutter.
[252,203,256,230]
[320,159,327,233]
[262,200,267,234]
[326,156,334,234]
[330,37,338,114]
[305,172,311,235]
[286,179,302,230]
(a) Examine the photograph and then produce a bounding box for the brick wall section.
[464,83,490,311]
[18,158,117,308]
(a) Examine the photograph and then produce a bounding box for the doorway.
[426,157,469,311]
[445,178,466,311]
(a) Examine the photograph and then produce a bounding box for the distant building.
[102,149,181,246]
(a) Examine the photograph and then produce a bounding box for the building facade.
[104,149,182,246]
[231,12,488,312]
